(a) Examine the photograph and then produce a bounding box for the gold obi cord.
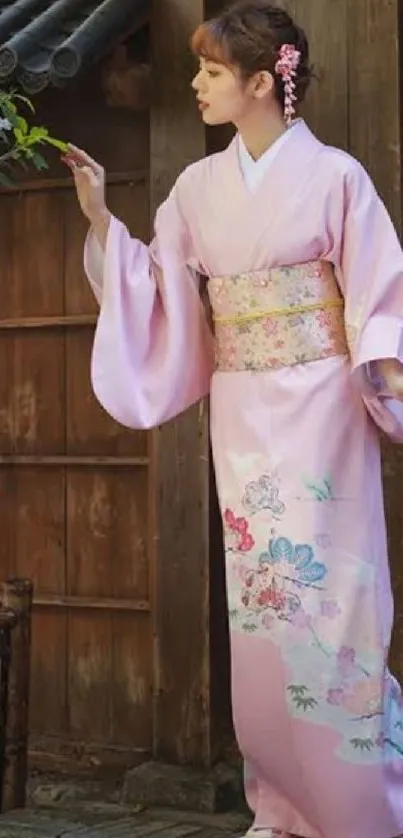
[208,261,349,372]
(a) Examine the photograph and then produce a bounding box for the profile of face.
[191,57,275,127]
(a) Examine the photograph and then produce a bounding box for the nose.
[191,70,203,91]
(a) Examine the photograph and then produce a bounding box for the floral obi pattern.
[208,261,349,372]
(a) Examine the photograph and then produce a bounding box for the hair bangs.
[191,21,231,66]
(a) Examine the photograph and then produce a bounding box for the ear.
[252,70,275,99]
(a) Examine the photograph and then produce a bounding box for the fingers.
[62,144,104,176]
[61,156,101,188]
[76,165,99,184]
[61,155,78,173]
[61,155,100,195]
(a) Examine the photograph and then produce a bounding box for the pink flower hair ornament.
[274,43,301,125]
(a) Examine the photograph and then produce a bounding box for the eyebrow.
[202,58,224,67]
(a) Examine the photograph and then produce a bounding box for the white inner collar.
[238,120,300,192]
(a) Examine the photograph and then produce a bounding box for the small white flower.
[0,117,12,131]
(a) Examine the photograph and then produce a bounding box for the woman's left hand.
[377,358,403,401]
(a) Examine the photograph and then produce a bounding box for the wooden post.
[1,579,33,811]
[347,0,401,231]
[0,609,18,812]
[149,0,213,767]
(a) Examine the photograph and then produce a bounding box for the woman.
[64,2,403,836]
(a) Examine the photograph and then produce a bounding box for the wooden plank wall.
[0,69,154,769]
[277,0,403,680]
[276,0,401,222]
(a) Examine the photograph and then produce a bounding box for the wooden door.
[0,0,238,774]
[0,73,154,772]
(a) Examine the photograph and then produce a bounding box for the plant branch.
[0,147,17,167]
[0,90,68,183]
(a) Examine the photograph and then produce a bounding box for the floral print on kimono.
[224,469,403,766]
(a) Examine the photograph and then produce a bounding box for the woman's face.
[191,57,263,126]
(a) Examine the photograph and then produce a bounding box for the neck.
[235,108,289,161]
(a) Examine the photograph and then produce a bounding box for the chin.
[201,111,229,126]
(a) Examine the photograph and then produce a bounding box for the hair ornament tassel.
[274,43,301,125]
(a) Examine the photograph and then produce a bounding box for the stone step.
[0,805,248,838]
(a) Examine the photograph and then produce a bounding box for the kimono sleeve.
[339,162,403,441]
[83,178,214,430]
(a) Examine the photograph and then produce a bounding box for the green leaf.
[31,151,48,171]
[41,135,69,152]
[16,116,28,135]
[1,103,18,128]
[1,99,16,114]
[26,125,48,143]
[13,127,24,144]
[0,90,67,181]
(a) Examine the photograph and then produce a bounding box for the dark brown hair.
[191,1,312,108]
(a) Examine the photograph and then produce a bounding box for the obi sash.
[208,261,349,372]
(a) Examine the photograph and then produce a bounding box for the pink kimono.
[84,120,403,838]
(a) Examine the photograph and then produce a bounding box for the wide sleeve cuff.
[354,314,403,371]
[351,315,403,441]
[83,216,120,305]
